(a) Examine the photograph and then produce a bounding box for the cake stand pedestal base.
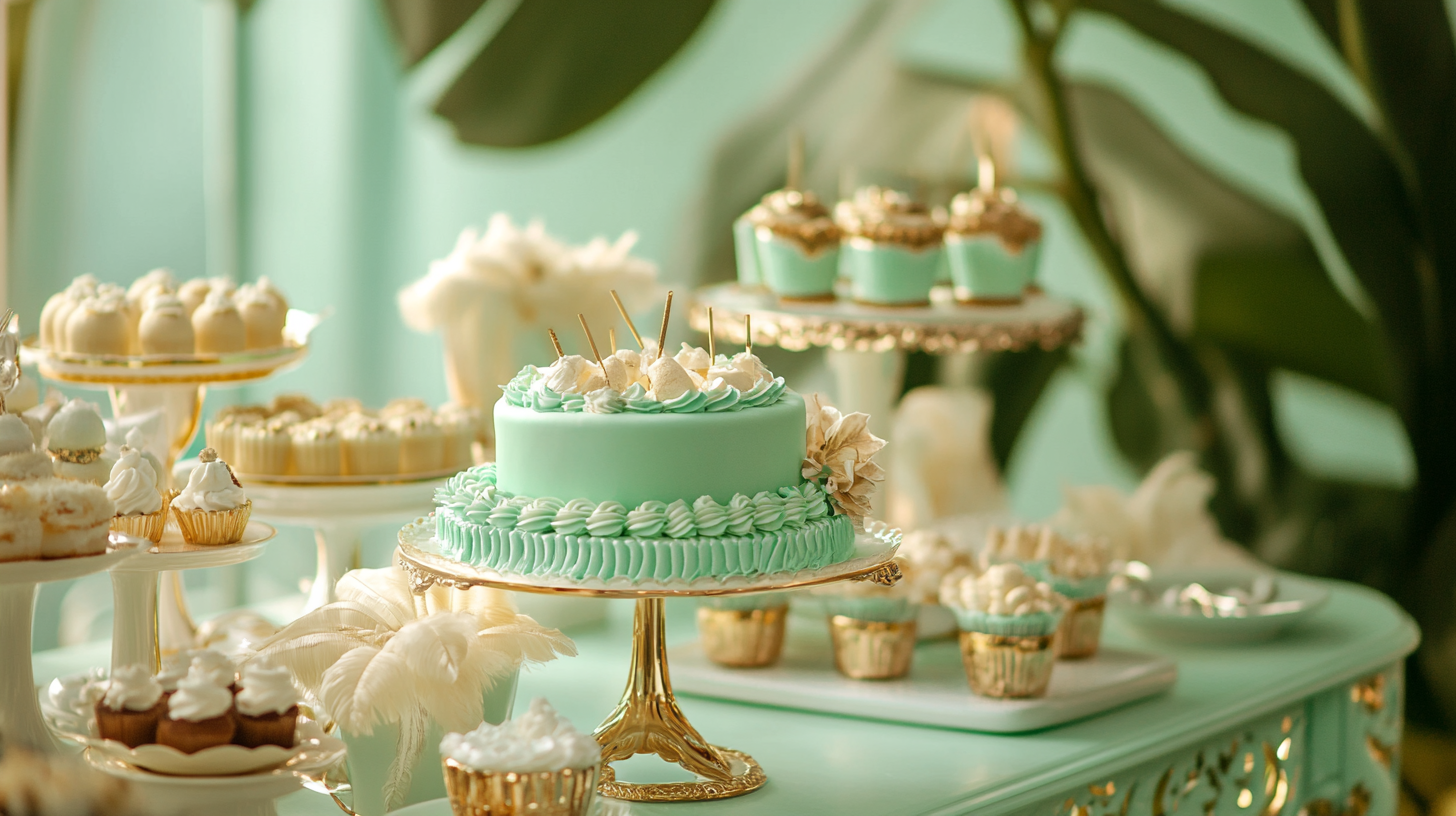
[0,583,53,752]
[593,598,766,802]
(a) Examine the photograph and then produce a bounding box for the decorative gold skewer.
[657,291,673,357]
[548,328,564,359]
[744,314,752,354]
[706,307,715,362]
[977,154,996,192]
[610,289,644,350]
[578,314,606,378]
[609,328,617,354]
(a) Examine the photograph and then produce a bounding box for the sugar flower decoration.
[803,393,886,527]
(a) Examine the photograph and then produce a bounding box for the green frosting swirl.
[586,501,628,537]
[500,365,787,415]
[664,500,696,539]
[693,496,728,536]
[552,498,595,536]
[626,501,669,537]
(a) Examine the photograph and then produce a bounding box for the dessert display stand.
[23,312,317,654]
[396,517,902,804]
[108,522,277,673]
[0,536,141,751]
[690,283,1083,434]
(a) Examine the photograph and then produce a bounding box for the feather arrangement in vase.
[250,563,575,810]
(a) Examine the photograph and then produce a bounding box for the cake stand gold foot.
[593,598,767,802]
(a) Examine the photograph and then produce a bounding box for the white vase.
[340,669,519,816]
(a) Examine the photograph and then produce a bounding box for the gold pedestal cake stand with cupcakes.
[397,516,902,803]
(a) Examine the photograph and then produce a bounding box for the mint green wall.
[7,0,1416,642]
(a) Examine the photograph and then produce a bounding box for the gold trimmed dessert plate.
[0,534,143,586]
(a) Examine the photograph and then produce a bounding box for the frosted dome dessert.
[0,413,51,482]
[46,400,115,484]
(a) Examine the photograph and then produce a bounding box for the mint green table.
[32,579,1413,816]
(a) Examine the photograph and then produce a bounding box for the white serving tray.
[668,620,1176,733]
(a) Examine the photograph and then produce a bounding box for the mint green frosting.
[502,366,787,415]
[950,607,1064,637]
[945,233,1042,300]
[434,464,854,582]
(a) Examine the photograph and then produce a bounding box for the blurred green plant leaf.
[432,0,716,147]
[983,346,1070,472]
[1194,244,1394,402]
[381,0,487,65]
[1105,335,1164,473]
[1084,0,1428,400]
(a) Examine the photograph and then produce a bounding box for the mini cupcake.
[94,665,165,748]
[940,563,1065,699]
[204,413,253,467]
[321,397,365,420]
[436,404,481,469]
[290,419,342,477]
[742,189,842,301]
[156,663,237,753]
[235,279,288,350]
[390,413,444,474]
[191,289,247,354]
[268,393,321,421]
[123,427,166,492]
[171,448,250,545]
[158,651,237,698]
[945,186,1043,304]
[440,698,601,816]
[834,186,944,306]
[103,447,167,543]
[0,484,42,562]
[233,660,299,748]
[64,296,131,356]
[1019,528,1111,660]
[234,416,293,475]
[46,400,115,484]
[0,413,52,482]
[36,478,114,558]
[697,594,790,669]
[379,397,431,420]
[138,293,195,355]
[341,418,400,476]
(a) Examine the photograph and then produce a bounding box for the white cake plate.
[668,623,1177,733]
[0,536,142,752]
[108,521,276,673]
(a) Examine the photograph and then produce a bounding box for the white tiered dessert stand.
[23,311,319,660]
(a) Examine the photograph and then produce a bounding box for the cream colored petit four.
[192,290,247,354]
[138,293,195,354]
[342,418,400,476]
[236,281,287,350]
[64,296,131,356]
[46,401,115,484]
[390,413,444,474]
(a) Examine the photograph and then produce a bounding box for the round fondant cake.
[433,342,876,583]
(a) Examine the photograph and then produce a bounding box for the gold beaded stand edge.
[397,522,901,803]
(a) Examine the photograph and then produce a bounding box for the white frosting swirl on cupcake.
[440,698,601,773]
[103,665,163,712]
[104,448,162,516]
[174,450,245,511]
[234,661,297,717]
[167,664,233,722]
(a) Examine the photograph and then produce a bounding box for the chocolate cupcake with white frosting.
[94,665,165,748]
[157,663,236,753]
[233,660,299,748]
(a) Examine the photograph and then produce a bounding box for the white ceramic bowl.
[1108,568,1330,646]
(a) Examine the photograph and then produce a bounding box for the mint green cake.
[432,345,862,583]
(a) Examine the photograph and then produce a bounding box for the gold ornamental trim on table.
[688,289,1084,355]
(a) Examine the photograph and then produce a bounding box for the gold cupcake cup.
[697,605,788,668]
[828,615,917,680]
[959,631,1056,698]
[172,499,252,546]
[109,490,177,544]
[442,757,599,816]
[1053,595,1106,660]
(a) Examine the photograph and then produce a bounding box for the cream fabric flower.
[803,393,886,526]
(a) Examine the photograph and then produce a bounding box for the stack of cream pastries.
[38,270,291,356]
[433,325,882,584]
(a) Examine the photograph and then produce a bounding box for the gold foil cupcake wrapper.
[1054,595,1106,660]
[828,615,916,680]
[443,757,599,816]
[697,605,788,668]
[172,499,251,546]
[108,489,176,544]
[959,631,1056,698]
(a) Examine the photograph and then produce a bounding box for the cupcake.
[235,279,288,350]
[940,563,1065,699]
[391,413,444,474]
[341,418,400,476]
[945,186,1043,304]
[94,665,165,748]
[36,478,114,558]
[0,413,52,482]
[379,397,431,420]
[171,448,250,545]
[697,594,790,669]
[742,189,842,301]
[64,296,131,356]
[834,186,944,306]
[0,484,42,562]
[158,650,236,699]
[192,289,247,354]
[234,416,293,475]
[157,663,237,753]
[138,293,195,355]
[436,404,481,469]
[103,447,167,543]
[233,660,299,748]
[268,392,320,421]
[204,413,253,467]
[46,400,115,484]
[1019,528,1111,659]
[39,275,98,350]
[321,397,365,420]
[123,427,166,492]
[440,698,601,816]
[290,419,342,477]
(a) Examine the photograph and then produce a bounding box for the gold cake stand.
[397,517,902,803]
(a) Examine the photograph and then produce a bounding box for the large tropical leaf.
[982,346,1069,472]
[430,0,717,147]
[380,0,488,66]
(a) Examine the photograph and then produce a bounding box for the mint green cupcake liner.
[1022,562,1110,600]
[950,608,1063,637]
[824,596,919,624]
